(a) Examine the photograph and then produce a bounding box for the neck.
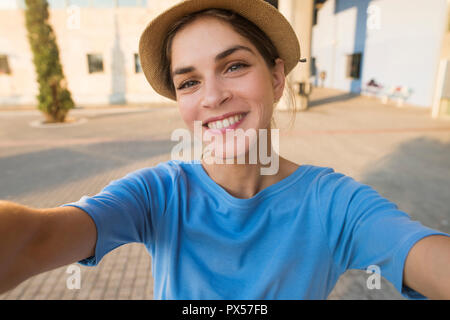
[200,132,297,199]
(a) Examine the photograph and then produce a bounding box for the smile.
[204,112,247,131]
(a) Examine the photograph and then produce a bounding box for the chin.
[204,137,258,164]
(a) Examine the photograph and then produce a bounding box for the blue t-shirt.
[62,160,449,299]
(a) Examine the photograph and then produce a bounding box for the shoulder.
[297,164,343,188]
[306,165,400,222]
[299,164,381,211]
[121,160,207,195]
[94,160,186,204]
[306,165,362,194]
[124,160,185,185]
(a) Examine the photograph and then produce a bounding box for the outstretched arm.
[0,201,97,294]
[403,235,450,299]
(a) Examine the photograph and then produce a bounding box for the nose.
[200,77,231,109]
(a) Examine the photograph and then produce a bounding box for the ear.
[272,58,286,103]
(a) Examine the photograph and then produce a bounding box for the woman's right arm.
[0,200,97,294]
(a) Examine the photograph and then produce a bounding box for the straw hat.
[138,0,301,101]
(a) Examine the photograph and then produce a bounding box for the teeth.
[207,113,244,130]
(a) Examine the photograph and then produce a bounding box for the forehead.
[170,16,256,67]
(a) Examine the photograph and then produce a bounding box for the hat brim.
[138,0,300,101]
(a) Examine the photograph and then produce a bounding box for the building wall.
[311,0,337,88]
[0,9,37,105]
[312,0,448,108]
[0,0,179,107]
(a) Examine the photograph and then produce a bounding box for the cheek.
[239,72,275,123]
[178,100,198,129]
[239,71,272,98]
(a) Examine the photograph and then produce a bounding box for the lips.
[203,112,247,133]
[203,112,248,127]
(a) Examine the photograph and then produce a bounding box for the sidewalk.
[0,103,176,117]
[0,88,449,299]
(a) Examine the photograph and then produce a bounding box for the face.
[170,16,285,161]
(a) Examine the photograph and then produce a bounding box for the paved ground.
[0,88,449,300]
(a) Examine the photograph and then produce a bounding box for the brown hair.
[161,8,297,130]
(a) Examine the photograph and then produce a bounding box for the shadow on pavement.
[0,138,176,199]
[309,92,360,108]
[329,136,450,300]
[360,136,450,233]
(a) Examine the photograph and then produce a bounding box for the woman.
[0,0,449,299]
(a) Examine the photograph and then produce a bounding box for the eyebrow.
[171,45,255,77]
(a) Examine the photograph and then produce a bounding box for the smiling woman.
[163,8,297,133]
[163,10,278,92]
[168,14,287,164]
[0,0,449,301]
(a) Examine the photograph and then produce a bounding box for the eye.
[177,80,199,90]
[226,63,249,73]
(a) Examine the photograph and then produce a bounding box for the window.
[311,57,317,76]
[134,53,142,73]
[313,0,327,26]
[313,8,318,26]
[87,54,104,73]
[0,55,11,75]
[264,0,278,8]
[346,53,362,79]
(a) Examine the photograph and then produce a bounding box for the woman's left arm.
[403,235,450,299]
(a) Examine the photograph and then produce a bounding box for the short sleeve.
[316,169,450,299]
[61,163,178,266]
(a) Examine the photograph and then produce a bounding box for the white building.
[0,0,180,106]
[311,0,450,110]
[1,0,448,116]
[0,0,292,108]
